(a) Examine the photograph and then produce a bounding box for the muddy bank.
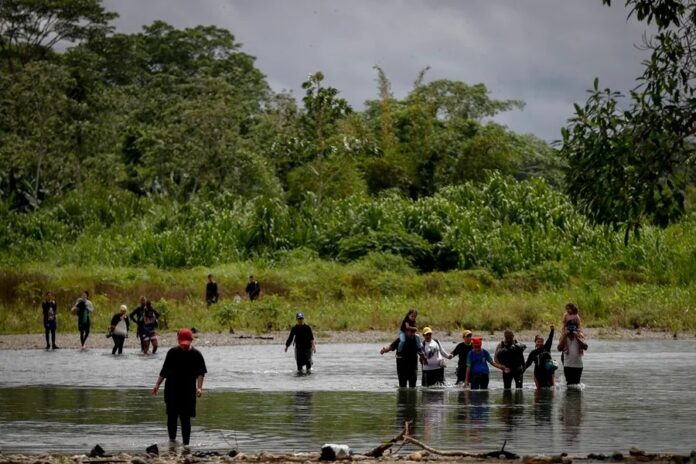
[0,327,693,351]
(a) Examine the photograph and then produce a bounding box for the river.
[0,339,694,455]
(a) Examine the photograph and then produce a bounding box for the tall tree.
[561,0,696,242]
[0,0,115,72]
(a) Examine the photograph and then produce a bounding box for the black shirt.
[451,342,473,368]
[245,281,260,300]
[206,282,219,302]
[110,313,130,328]
[42,300,57,324]
[286,324,314,350]
[495,340,527,369]
[130,305,146,327]
[525,328,555,374]
[388,336,421,368]
[160,346,208,413]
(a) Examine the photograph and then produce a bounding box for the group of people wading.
[380,304,588,390]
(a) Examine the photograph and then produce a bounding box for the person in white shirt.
[421,327,451,387]
[557,324,588,385]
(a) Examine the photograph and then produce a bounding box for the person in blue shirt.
[464,337,509,390]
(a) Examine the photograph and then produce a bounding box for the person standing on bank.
[245,275,261,301]
[205,274,219,306]
[557,324,588,386]
[421,327,451,387]
[285,312,316,374]
[41,291,59,350]
[380,325,424,388]
[109,305,130,356]
[152,328,207,447]
[450,330,474,385]
[494,330,527,389]
[71,290,94,350]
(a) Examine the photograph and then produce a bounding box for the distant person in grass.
[205,274,219,306]
[245,275,261,301]
[152,328,207,447]
[129,296,148,353]
[41,291,58,350]
[71,290,94,350]
[285,312,316,374]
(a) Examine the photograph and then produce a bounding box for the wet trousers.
[167,413,192,445]
[112,335,125,355]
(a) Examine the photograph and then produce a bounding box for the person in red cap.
[152,328,207,447]
[464,337,509,390]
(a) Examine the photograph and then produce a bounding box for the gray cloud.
[104,0,651,141]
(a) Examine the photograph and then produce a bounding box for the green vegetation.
[1,0,695,336]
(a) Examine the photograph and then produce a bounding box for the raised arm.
[544,325,555,352]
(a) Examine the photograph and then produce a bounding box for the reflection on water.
[0,340,695,454]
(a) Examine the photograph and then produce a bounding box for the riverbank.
[0,449,694,464]
[0,327,693,351]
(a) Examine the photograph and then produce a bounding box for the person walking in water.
[245,275,261,301]
[205,274,219,306]
[109,305,130,356]
[152,328,207,448]
[380,325,424,388]
[465,337,509,390]
[285,312,315,374]
[71,290,93,350]
[141,301,160,354]
[129,296,147,353]
[494,330,527,389]
[450,330,473,385]
[525,325,557,389]
[41,291,59,350]
[421,327,451,387]
[558,323,588,386]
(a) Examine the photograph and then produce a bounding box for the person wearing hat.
[465,337,509,390]
[380,324,424,388]
[421,327,451,387]
[109,305,130,356]
[152,328,207,447]
[450,330,474,385]
[285,312,316,374]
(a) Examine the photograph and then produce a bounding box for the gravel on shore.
[0,327,692,351]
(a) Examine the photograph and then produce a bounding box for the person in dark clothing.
[205,274,219,306]
[494,330,527,389]
[129,296,147,353]
[41,292,58,350]
[152,328,207,447]
[141,301,160,354]
[450,330,473,384]
[71,290,93,350]
[109,305,130,355]
[381,325,424,388]
[285,312,316,374]
[245,275,261,301]
[524,325,557,389]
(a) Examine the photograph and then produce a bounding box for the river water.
[0,340,694,455]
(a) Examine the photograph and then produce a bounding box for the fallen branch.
[364,421,410,457]
[402,436,480,458]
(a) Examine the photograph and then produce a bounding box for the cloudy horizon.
[103,0,652,141]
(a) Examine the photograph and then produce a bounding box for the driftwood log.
[365,422,518,460]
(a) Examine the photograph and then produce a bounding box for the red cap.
[177,328,193,347]
[472,337,483,346]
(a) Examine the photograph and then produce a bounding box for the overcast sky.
[103,0,651,141]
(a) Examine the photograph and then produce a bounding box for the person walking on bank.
[71,290,93,350]
[557,324,588,386]
[109,305,130,356]
[245,275,261,301]
[129,296,147,353]
[152,328,207,447]
[494,330,527,389]
[205,274,219,306]
[525,325,557,389]
[285,312,316,374]
[421,327,451,387]
[380,325,424,388]
[41,291,59,350]
[450,330,474,385]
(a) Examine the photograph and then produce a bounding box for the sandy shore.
[0,327,692,351]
